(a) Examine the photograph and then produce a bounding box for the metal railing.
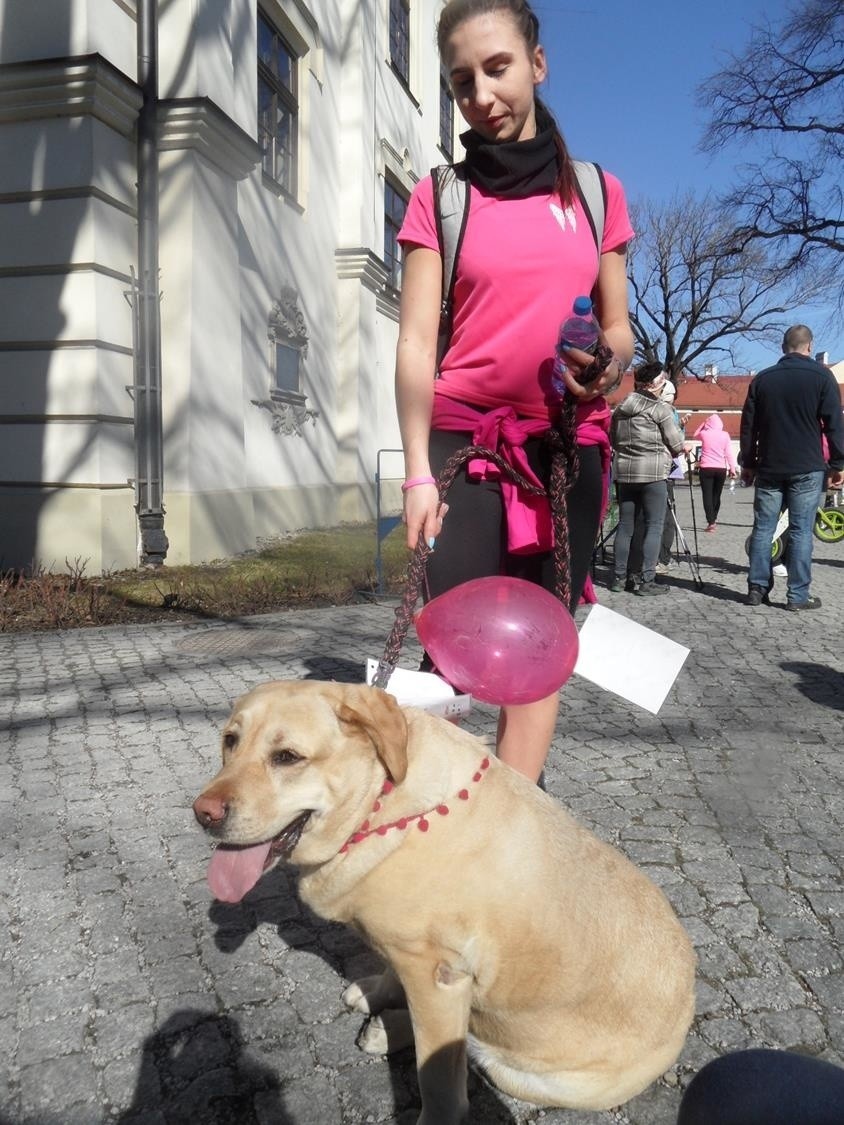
[374,448,404,593]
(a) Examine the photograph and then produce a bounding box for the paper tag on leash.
[365,659,472,719]
[573,605,689,714]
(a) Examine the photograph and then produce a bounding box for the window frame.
[268,288,309,406]
[439,71,454,160]
[388,0,411,88]
[383,176,409,293]
[258,8,299,197]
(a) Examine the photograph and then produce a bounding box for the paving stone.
[747,1006,829,1053]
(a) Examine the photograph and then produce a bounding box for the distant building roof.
[608,369,844,413]
[675,375,753,409]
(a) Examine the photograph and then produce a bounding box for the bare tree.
[699,0,843,285]
[627,193,826,380]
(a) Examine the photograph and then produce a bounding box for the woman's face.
[444,12,547,144]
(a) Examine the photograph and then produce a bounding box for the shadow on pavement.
[120,1009,291,1124]
[302,655,364,682]
[781,661,844,711]
[201,872,520,1122]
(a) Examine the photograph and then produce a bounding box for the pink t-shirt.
[398,170,634,422]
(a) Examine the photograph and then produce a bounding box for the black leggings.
[699,467,727,525]
[677,1049,844,1124]
[425,430,604,614]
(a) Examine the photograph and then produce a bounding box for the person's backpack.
[431,160,607,365]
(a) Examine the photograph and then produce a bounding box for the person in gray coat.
[610,363,687,596]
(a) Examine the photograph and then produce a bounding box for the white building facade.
[0,0,456,571]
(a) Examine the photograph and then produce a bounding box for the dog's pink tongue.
[207,842,271,903]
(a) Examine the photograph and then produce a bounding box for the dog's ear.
[337,688,408,783]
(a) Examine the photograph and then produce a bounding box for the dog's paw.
[343,970,406,1015]
[357,1013,389,1054]
[356,1009,414,1056]
[342,980,371,1014]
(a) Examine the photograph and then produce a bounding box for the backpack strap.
[572,160,607,255]
[432,160,606,366]
[432,162,470,367]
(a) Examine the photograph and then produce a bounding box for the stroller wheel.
[744,531,788,561]
[813,507,844,543]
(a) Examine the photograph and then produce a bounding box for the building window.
[275,341,300,394]
[252,287,319,436]
[258,10,298,194]
[384,178,408,291]
[389,0,410,85]
[268,287,309,398]
[439,72,454,159]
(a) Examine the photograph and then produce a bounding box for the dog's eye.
[270,749,302,767]
[223,732,238,751]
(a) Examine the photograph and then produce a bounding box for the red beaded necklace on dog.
[338,756,491,854]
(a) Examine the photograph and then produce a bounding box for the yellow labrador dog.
[193,681,695,1124]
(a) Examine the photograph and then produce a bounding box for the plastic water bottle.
[559,295,600,354]
[551,296,600,398]
[729,477,736,493]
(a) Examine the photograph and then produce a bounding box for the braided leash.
[373,412,581,691]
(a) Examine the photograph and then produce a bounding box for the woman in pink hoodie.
[694,414,738,530]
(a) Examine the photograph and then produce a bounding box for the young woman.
[694,414,738,531]
[394,0,634,781]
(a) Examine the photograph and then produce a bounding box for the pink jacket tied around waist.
[430,396,613,557]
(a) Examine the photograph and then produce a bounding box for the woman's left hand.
[555,342,624,401]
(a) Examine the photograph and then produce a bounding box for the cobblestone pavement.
[3,484,844,1125]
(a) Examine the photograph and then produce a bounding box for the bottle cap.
[572,295,592,316]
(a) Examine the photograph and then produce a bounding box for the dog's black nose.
[193,795,228,828]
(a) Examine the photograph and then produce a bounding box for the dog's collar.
[338,755,491,855]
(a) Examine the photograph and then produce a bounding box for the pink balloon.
[415,576,579,705]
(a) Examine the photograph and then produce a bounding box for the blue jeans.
[614,480,668,584]
[747,471,824,603]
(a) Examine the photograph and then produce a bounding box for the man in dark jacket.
[740,325,844,610]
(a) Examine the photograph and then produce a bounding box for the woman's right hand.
[403,483,448,551]
[555,340,623,401]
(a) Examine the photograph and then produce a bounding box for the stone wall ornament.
[269,286,309,354]
[250,396,319,437]
[253,286,318,436]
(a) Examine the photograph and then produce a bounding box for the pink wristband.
[401,475,437,492]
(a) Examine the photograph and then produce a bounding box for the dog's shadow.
[206,872,518,1122]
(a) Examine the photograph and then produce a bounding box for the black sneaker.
[635,581,668,597]
[746,586,770,607]
[625,577,640,593]
[785,597,822,612]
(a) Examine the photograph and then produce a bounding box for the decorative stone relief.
[269,286,309,355]
[251,287,318,437]
[250,396,319,437]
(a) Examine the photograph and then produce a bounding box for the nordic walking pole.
[685,452,701,563]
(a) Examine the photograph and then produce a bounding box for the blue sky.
[535,0,842,372]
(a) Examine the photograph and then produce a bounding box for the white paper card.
[573,604,689,714]
[365,659,472,719]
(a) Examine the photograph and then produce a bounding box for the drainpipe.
[134,0,168,566]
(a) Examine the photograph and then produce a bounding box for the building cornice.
[335,248,390,295]
[0,53,142,135]
[376,291,400,323]
[157,98,261,181]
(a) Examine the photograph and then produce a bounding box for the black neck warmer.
[460,102,560,199]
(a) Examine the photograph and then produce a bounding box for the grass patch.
[0,522,411,633]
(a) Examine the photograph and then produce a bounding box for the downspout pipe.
[134,0,168,565]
